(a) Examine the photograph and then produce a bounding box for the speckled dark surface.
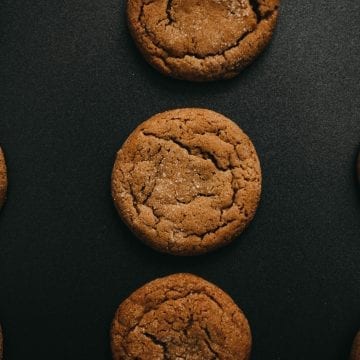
[0,1,359,359]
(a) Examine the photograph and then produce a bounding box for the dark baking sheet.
[0,1,359,359]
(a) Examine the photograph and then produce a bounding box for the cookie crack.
[171,138,226,171]
[183,219,238,242]
[249,0,279,22]
[129,186,141,215]
[203,327,220,359]
[183,313,194,336]
[165,0,174,25]
[141,312,220,359]
[137,1,277,61]
[128,132,247,240]
[220,170,245,216]
[142,154,166,206]
[126,291,226,332]
[147,116,243,152]
[123,291,227,356]
[249,0,261,22]
[141,132,227,172]
[143,332,170,359]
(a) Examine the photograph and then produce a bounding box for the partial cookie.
[351,331,360,360]
[112,108,261,255]
[111,273,251,360]
[0,147,7,210]
[127,0,280,81]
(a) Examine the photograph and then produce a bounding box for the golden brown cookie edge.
[351,331,360,360]
[0,147,7,210]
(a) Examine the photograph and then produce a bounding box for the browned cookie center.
[0,148,7,209]
[111,273,251,360]
[112,109,261,255]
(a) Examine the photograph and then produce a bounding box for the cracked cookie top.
[127,0,280,81]
[351,331,360,360]
[111,273,251,360]
[0,148,7,210]
[111,108,261,256]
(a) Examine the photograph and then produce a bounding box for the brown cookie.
[112,108,261,256]
[351,331,360,360]
[111,273,252,360]
[127,0,280,81]
[0,147,7,210]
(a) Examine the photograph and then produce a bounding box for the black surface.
[0,0,359,359]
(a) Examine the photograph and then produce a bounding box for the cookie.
[112,108,261,256]
[0,147,7,210]
[127,0,280,81]
[351,331,360,360]
[111,273,251,360]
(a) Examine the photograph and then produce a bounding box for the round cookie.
[127,0,280,81]
[112,108,261,256]
[111,273,252,360]
[351,331,360,360]
[0,147,7,210]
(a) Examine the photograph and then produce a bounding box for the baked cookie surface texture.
[112,108,262,255]
[127,0,280,81]
[111,273,252,360]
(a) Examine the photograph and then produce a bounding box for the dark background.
[0,0,359,359]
